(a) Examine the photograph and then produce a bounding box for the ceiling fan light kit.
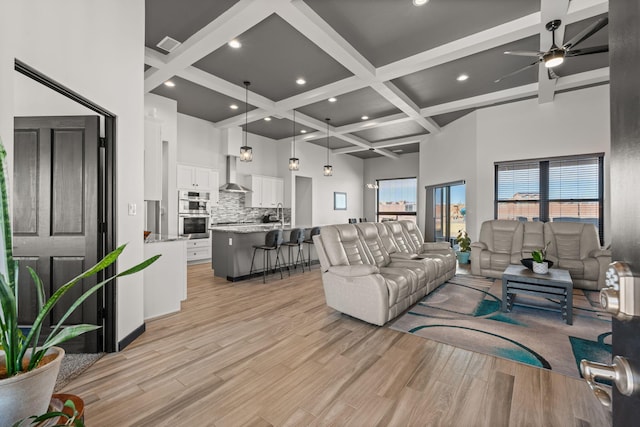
[497,16,608,82]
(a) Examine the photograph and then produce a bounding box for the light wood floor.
[64,264,611,426]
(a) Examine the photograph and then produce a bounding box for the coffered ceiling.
[144,0,609,160]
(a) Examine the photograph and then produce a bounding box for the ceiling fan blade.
[504,50,542,57]
[494,60,540,83]
[548,68,559,80]
[565,45,609,57]
[563,17,608,51]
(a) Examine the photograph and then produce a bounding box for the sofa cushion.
[385,222,415,254]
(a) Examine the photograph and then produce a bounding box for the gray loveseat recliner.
[313,221,456,325]
[471,219,610,290]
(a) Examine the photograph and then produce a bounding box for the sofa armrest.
[590,248,612,258]
[328,265,379,277]
[471,241,487,250]
[421,242,451,251]
[390,252,419,260]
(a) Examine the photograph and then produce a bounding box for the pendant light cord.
[244,81,249,145]
[292,109,296,157]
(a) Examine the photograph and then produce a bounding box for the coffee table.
[502,264,574,325]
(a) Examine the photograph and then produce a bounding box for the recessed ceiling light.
[328,97,337,102]
[296,78,306,85]
[230,104,238,110]
[164,81,175,87]
[457,74,469,81]
[361,116,369,120]
[300,129,307,134]
[264,117,271,121]
[413,0,428,6]
[228,39,241,49]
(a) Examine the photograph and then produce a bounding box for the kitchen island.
[210,224,317,281]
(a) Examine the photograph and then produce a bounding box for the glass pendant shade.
[324,117,332,177]
[240,81,253,162]
[288,109,299,171]
[240,145,252,162]
[288,157,299,171]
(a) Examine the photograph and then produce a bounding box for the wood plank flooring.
[63,264,611,426]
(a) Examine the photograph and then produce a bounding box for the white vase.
[0,346,65,427]
[533,261,549,274]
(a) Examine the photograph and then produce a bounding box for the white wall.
[5,0,147,345]
[145,93,178,236]
[419,85,610,244]
[280,139,365,227]
[420,111,478,236]
[363,153,420,222]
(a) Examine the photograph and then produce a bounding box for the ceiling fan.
[495,16,608,83]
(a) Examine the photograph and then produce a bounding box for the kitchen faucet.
[276,202,284,228]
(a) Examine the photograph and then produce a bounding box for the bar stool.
[283,228,306,275]
[249,229,284,283]
[304,227,321,268]
[348,218,357,224]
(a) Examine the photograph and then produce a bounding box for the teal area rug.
[390,275,612,380]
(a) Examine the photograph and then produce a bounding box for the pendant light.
[323,118,333,176]
[288,109,300,171]
[239,81,253,162]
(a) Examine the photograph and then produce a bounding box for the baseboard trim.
[118,323,145,351]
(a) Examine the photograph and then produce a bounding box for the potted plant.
[531,242,551,274]
[455,230,471,264]
[0,140,160,426]
[13,398,84,427]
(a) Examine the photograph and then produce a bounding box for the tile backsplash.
[211,192,290,224]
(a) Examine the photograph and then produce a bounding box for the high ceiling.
[145,0,609,159]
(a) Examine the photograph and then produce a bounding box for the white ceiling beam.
[144,0,274,92]
[565,0,609,24]
[333,134,427,154]
[144,47,167,69]
[335,113,411,135]
[377,13,542,82]
[275,76,368,111]
[274,0,376,78]
[538,0,570,104]
[371,81,441,134]
[555,67,609,90]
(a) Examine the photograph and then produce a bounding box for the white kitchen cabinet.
[144,119,162,201]
[244,175,283,208]
[186,237,211,262]
[177,164,219,194]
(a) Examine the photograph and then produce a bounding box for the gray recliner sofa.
[471,219,610,290]
[313,221,456,325]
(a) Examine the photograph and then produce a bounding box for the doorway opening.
[295,176,313,227]
[425,180,466,244]
[13,59,117,352]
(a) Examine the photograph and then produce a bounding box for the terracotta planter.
[0,346,65,427]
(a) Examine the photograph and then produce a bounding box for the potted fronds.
[531,241,551,274]
[455,230,471,264]
[0,140,160,426]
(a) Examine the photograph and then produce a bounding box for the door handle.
[580,356,640,407]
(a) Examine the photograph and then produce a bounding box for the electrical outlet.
[228,238,233,246]
[128,203,137,216]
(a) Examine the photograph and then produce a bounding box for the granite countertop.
[144,233,188,243]
[209,223,291,233]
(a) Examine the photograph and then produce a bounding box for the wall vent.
[156,36,181,53]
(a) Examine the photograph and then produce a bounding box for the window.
[495,153,604,243]
[376,177,417,223]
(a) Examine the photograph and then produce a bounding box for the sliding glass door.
[426,181,466,243]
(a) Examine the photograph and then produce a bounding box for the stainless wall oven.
[178,190,210,238]
[178,215,210,239]
[178,190,210,215]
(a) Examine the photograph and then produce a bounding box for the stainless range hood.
[219,156,252,193]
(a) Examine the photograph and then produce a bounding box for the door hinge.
[99,222,107,233]
[98,306,107,319]
[99,137,106,148]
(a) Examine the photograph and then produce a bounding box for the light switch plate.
[128,203,137,216]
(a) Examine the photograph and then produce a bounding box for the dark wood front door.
[609,0,640,424]
[13,115,101,353]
